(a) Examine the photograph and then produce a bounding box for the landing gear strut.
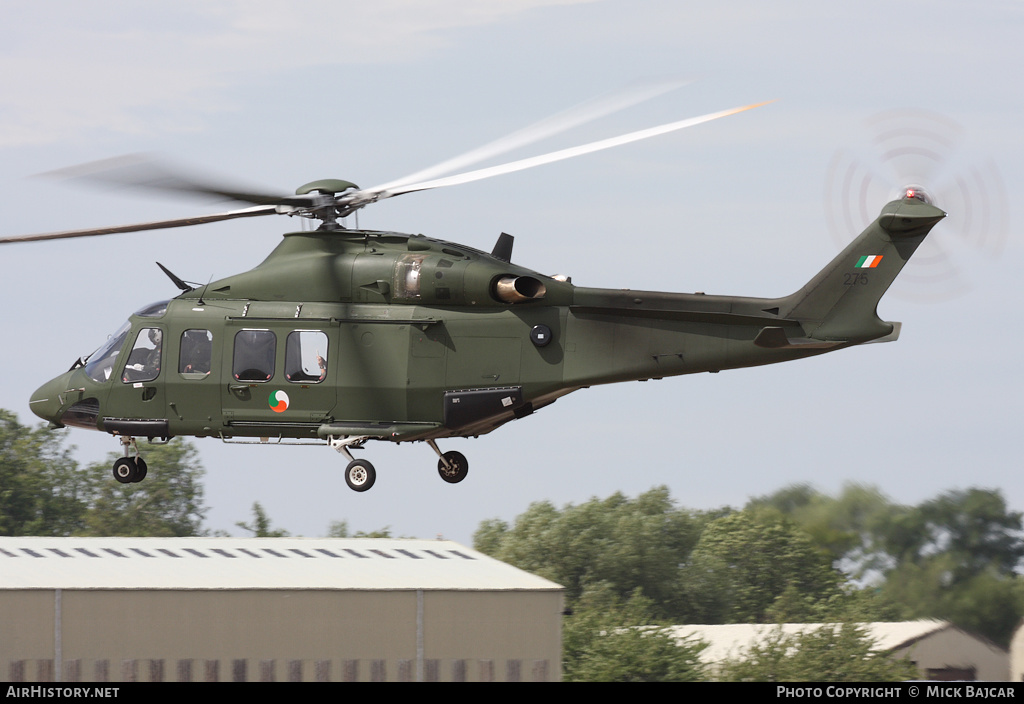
[329,436,470,491]
[111,436,147,484]
[330,436,376,492]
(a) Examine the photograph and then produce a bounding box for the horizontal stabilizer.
[863,322,901,344]
[753,326,845,350]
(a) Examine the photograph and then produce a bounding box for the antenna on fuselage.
[196,274,214,307]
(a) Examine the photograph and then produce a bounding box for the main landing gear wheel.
[112,457,146,484]
[345,459,376,492]
[134,457,148,482]
[437,451,469,484]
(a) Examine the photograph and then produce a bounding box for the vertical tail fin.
[781,196,946,342]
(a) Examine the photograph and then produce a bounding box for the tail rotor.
[824,110,1008,301]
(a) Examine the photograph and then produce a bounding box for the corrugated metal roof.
[669,620,956,663]
[0,537,563,592]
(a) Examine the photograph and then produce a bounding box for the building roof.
[669,620,956,663]
[0,537,563,592]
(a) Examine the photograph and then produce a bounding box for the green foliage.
[0,410,206,537]
[0,410,89,536]
[473,486,708,615]
[477,483,1024,680]
[747,482,896,575]
[878,559,1024,648]
[324,521,400,538]
[236,501,289,537]
[326,520,349,537]
[563,587,706,682]
[888,488,1024,580]
[752,483,1024,646]
[682,510,846,623]
[353,527,393,538]
[715,623,919,682]
[80,441,207,537]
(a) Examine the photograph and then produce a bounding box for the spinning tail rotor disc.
[824,110,1008,302]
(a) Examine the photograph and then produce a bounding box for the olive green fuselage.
[30,196,945,445]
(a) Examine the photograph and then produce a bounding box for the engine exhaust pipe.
[494,275,547,303]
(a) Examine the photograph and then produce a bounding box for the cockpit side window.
[233,330,276,382]
[122,328,163,383]
[180,329,213,376]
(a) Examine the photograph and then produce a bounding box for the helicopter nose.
[29,374,71,425]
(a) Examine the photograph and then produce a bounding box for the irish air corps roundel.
[269,390,290,413]
[855,255,883,268]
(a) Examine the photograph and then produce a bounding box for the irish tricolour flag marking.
[269,390,290,413]
[855,255,883,268]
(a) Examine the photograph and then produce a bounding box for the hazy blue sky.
[2,1,1021,543]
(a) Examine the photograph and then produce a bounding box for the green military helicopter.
[1,96,945,492]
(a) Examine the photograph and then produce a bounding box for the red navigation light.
[901,186,932,204]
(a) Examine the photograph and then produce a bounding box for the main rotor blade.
[42,155,310,207]
[367,78,691,194]
[352,101,772,206]
[0,205,278,244]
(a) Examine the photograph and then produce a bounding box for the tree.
[326,519,349,537]
[0,410,89,536]
[79,440,207,537]
[236,501,289,537]
[473,486,709,614]
[715,623,918,682]
[747,482,898,576]
[1,409,208,537]
[681,509,845,623]
[748,483,1024,647]
[878,556,1024,648]
[881,488,1024,581]
[563,586,706,682]
[861,487,1024,646]
[324,520,398,538]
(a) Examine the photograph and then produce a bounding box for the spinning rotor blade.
[370,78,692,194]
[349,101,772,208]
[0,205,278,244]
[6,91,771,244]
[41,155,313,208]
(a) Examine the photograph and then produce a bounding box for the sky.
[1,1,1021,544]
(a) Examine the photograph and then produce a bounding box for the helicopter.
[1,94,946,492]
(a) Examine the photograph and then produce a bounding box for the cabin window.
[84,321,132,383]
[122,328,163,383]
[179,329,213,376]
[233,330,276,382]
[285,330,328,383]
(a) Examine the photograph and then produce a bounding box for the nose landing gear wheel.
[437,451,469,484]
[345,459,376,492]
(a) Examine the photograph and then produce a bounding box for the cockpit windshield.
[83,321,132,383]
[135,300,168,318]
